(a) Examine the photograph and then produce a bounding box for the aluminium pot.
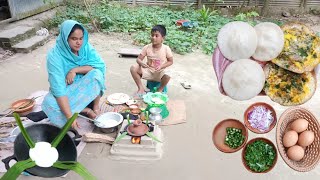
[94,112,124,134]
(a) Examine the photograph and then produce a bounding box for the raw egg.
[283,130,298,148]
[298,130,315,147]
[287,145,305,161]
[291,119,308,133]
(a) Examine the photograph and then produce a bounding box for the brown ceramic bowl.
[11,99,35,113]
[212,119,248,153]
[130,108,141,115]
[242,137,278,173]
[244,102,277,134]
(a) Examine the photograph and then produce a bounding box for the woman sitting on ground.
[42,20,106,129]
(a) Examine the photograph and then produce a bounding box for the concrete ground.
[1,30,320,180]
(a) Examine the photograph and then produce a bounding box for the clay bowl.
[127,120,149,136]
[126,99,138,106]
[244,102,277,134]
[129,104,139,109]
[11,99,35,113]
[242,137,278,173]
[130,108,141,115]
[212,119,248,153]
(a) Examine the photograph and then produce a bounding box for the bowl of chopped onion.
[244,102,277,134]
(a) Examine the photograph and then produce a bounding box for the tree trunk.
[300,0,305,8]
[261,0,271,16]
[300,0,308,12]
[248,0,254,6]
[303,0,308,10]
[198,0,202,9]
[241,0,247,7]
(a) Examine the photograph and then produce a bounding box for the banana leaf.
[114,132,128,143]
[146,111,149,124]
[126,114,131,125]
[53,161,96,180]
[0,158,36,180]
[146,132,162,143]
[51,113,78,148]
[13,113,35,148]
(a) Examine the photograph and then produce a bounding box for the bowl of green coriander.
[242,137,278,173]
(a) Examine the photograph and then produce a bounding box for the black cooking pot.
[2,124,81,177]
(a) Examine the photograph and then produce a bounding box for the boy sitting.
[130,25,173,97]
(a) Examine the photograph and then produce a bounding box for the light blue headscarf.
[46,20,106,97]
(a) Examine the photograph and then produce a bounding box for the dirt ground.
[1,27,320,179]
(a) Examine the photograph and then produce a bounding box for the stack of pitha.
[216,21,320,106]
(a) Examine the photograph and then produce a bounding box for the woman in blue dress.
[42,20,106,129]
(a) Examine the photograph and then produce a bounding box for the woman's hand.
[72,120,80,129]
[93,109,101,116]
[66,70,76,85]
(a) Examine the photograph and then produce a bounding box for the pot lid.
[127,122,149,137]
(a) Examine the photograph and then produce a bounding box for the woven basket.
[276,107,320,172]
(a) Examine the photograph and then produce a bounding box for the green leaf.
[13,113,35,148]
[51,113,78,148]
[53,161,96,180]
[247,11,259,17]
[146,111,149,124]
[0,158,36,180]
[146,132,162,143]
[114,132,128,143]
[298,48,308,57]
[126,114,131,125]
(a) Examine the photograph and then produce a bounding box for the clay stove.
[110,120,163,161]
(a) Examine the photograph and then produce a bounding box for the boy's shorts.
[141,68,169,82]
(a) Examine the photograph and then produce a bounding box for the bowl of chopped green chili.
[212,119,248,153]
[242,137,278,173]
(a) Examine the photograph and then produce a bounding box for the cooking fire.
[131,137,141,144]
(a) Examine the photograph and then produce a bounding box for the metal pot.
[94,112,124,134]
[149,107,163,124]
[2,124,81,177]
